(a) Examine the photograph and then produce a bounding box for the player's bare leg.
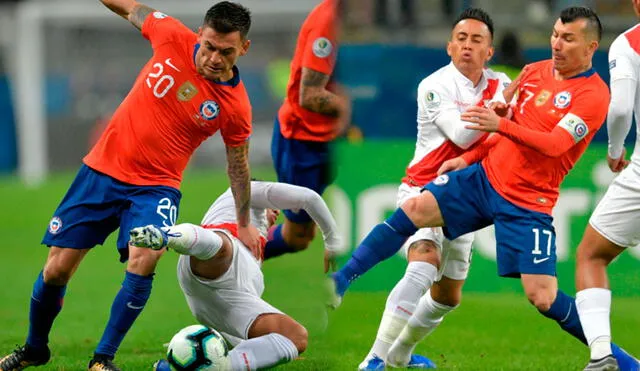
[575,225,625,369]
[331,191,443,303]
[264,219,316,260]
[360,240,439,370]
[385,277,464,369]
[0,247,89,370]
[90,246,165,371]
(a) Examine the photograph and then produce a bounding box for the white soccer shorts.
[589,164,640,248]
[177,229,283,342]
[397,183,474,281]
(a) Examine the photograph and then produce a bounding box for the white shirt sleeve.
[249,182,345,254]
[419,80,485,150]
[607,36,638,158]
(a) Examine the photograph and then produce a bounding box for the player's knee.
[127,246,164,275]
[287,323,308,354]
[407,240,440,267]
[525,289,554,312]
[283,223,316,252]
[42,264,73,285]
[401,193,437,228]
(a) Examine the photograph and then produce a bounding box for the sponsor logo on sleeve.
[557,112,589,142]
[425,90,441,109]
[553,91,572,109]
[153,11,168,19]
[200,100,220,120]
[312,37,333,58]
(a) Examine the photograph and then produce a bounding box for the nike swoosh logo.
[165,58,180,72]
[533,257,550,264]
[127,301,144,310]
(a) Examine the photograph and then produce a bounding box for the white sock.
[364,262,437,363]
[165,223,223,260]
[387,291,456,367]
[229,333,298,371]
[576,288,612,360]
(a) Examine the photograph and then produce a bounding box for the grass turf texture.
[0,169,638,370]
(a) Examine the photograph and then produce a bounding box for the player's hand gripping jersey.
[403,63,511,186]
[277,0,338,142]
[84,13,252,189]
[463,60,610,214]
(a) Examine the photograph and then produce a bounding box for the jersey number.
[157,197,178,227]
[531,228,553,256]
[519,89,535,114]
[146,61,179,98]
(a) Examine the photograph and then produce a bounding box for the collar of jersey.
[193,43,241,87]
[569,67,596,79]
[448,62,487,90]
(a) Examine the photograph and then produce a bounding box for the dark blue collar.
[569,67,596,79]
[193,43,241,87]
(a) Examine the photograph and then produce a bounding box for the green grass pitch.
[0,169,638,370]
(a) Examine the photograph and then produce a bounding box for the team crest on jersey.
[433,174,449,186]
[425,90,441,108]
[553,91,572,109]
[535,90,551,106]
[177,81,198,102]
[312,37,333,58]
[48,216,62,234]
[200,100,220,120]
[153,11,168,19]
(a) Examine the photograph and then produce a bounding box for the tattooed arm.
[225,142,261,253]
[299,67,350,117]
[99,0,155,31]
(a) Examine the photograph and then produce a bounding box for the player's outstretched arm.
[225,142,261,253]
[99,0,156,30]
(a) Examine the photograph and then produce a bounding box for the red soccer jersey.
[480,60,609,214]
[84,12,252,189]
[277,0,338,142]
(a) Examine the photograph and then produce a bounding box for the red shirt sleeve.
[461,134,502,164]
[221,106,252,147]
[497,85,609,158]
[141,12,193,49]
[301,18,337,75]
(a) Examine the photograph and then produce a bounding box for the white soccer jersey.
[402,63,511,186]
[607,24,640,166]
[199,181,343,255]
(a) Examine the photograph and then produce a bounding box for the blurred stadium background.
[0,0,639,369]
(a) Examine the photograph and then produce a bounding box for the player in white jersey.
[358,8,513,370]
[575,2,640,370]
[129,181,343,371]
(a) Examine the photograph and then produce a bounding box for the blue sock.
[334,208,417,295]
[263,225,296,260]
[540,291,638,369]
[540,290,587,344]
[94,271,153,358]
[26,271,67,350]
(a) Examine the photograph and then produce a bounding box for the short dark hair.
[204,1,252,39]
[453,8,494,39]
[559,6,602,41]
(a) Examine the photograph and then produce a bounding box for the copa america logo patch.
[434,174,449,186]
[153,11,168,19]
[48,216,62,234]
[553,91,572,109]
[312,37,333,58]
[199,100,220,120]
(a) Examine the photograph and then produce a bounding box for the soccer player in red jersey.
[266,0,350,260]
[0,2,261,370]
[331,7,639,369]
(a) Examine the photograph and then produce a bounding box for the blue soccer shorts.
[42,164,182,262]
[423,163,557,278]
[271,116,335,223]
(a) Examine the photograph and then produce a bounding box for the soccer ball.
[166,325,230,371]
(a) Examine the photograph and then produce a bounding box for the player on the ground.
[129,181,343,371]
[266,0,350,259]
[575,1,640,370]
[358,8,512,370]
[330,7,640,370]
[0,2,260,371]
